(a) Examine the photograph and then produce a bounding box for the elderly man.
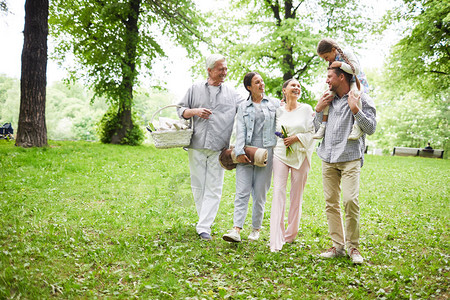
[177,54,244,241]
[314,67,376,264]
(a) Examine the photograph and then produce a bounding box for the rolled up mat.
[219,148,237,170]
[219,146,268,170]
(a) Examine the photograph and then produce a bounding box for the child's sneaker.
[313,123,326,139]
[348,123,364,140]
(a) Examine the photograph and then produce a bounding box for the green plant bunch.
[0,141,448,298]
[97,106,144,146]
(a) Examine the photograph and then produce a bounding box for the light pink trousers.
[270,157,310,252]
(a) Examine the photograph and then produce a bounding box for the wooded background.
[0,0,448,154]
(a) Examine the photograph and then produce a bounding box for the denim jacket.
[234,96,280,157]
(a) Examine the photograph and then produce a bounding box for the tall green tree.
[385,0,450,98]
[207,0,374,101]
[370,0,449,155]
[16,0,49,147]
[49,0,204,145]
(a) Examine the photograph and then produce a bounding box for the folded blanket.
[157,117,189,131]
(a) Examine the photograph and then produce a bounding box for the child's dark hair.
[317,38,361,91]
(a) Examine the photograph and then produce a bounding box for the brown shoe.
[319,246,346,258]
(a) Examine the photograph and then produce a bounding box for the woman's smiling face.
[283,79,301,100]
[248,74,265,96]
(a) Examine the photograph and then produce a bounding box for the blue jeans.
[233,147,273,229]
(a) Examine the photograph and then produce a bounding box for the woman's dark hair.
[281,78,299,102]
[317,38,361,91]
[282,78,296,89]
[243,72,260,93]
[243,72,261,100]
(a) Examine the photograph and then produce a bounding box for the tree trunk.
[16,0,48,147]
[110,0,140,144]
[282,0,295,81]
[110,101,133,144]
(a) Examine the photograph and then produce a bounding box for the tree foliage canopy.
[206,0,375,101]
[49,0,204,104]
[372,0,450,155]
[386,0,450,98]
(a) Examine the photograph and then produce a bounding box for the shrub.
[97,106,144,146]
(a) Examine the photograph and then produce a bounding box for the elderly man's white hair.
[205,54,225,71]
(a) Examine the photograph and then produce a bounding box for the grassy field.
[0,140,448,299]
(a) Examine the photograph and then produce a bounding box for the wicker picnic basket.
[149,104,193,149]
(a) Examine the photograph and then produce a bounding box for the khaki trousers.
[322,159,361,250]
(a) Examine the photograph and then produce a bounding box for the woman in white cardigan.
[270,78,315,252]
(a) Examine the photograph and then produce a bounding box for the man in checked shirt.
[314,66,376,264]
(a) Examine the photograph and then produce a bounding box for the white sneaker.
[319,247,346,258]
[222,228,241,243]
[313,123,326,139]
[348,248,364,264]
[248,229,260,241]
[348,123,364,140]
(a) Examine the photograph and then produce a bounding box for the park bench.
[392,147,444,158]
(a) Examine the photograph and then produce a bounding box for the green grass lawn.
[0,140,448,299]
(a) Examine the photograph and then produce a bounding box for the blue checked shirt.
[177,80,245,152]
[314,93,376,166]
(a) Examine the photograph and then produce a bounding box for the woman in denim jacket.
[223,72,280,243]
